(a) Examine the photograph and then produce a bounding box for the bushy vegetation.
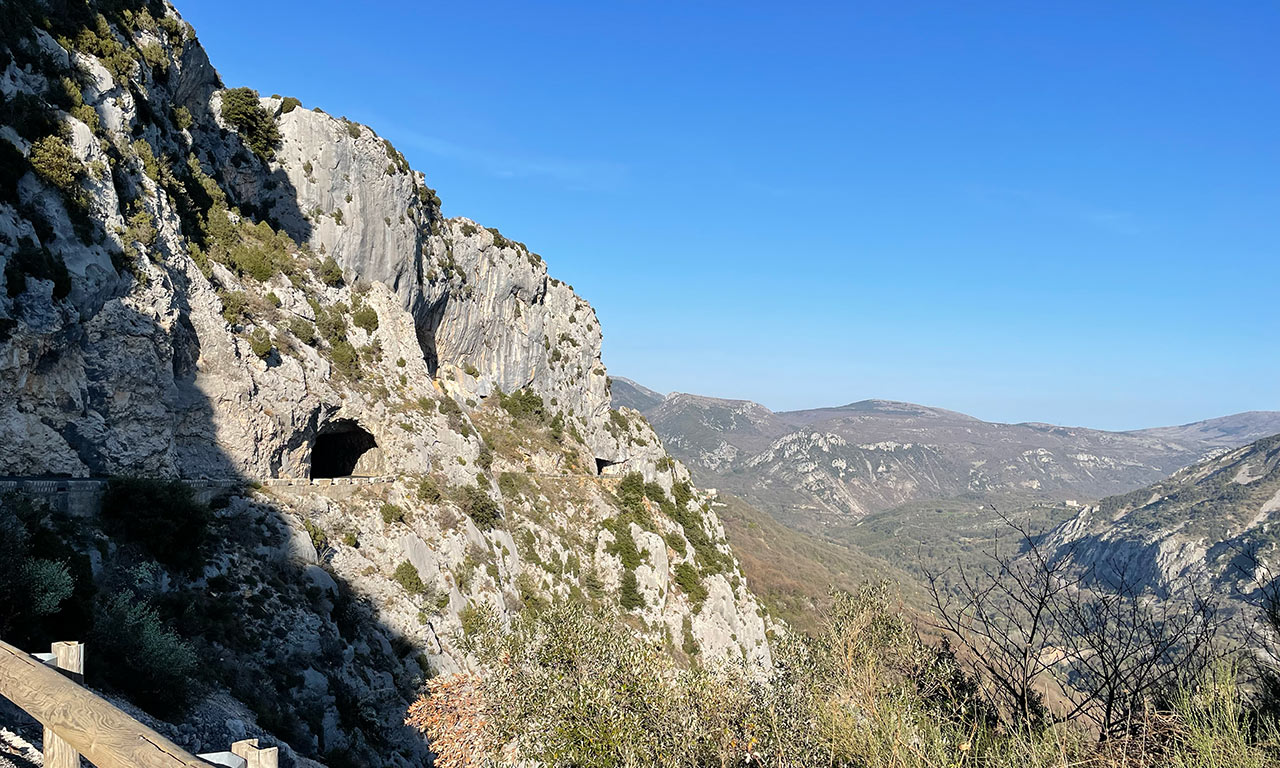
[417,477,443,504]
[411,585,1280,768]
[381,502,406,525]
[220,87,280,161]
[91,590,199,716]
[497,388,545,422]
[100,477,211,574]
[0,496,76,639]
[351,303,379,333]
[203,211,298,282]
[394,561,426,595]
[673,561,707,604]
[318,255,344,286]
[248,327,272,358]
[460,484,501,530]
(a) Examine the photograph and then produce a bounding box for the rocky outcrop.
[1040,434,1280,617]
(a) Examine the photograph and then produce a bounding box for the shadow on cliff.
[1,297,430,768]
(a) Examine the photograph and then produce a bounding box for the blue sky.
[181,1,1279,430]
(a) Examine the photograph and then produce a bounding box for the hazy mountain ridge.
[619,384,1278,521]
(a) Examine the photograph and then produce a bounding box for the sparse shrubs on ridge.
[318,255,343,286]
[351,304,378,333]
[220,87,280,161]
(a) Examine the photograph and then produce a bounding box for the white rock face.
[0,5,774,764]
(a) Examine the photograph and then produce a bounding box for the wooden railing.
[0,639,276,768]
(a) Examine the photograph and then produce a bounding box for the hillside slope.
[1043,433,1280,606]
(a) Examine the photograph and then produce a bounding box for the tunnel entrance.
[311,420,381,478]
[595,457,619,476]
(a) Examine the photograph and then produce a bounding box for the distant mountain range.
[611,378,1280,523]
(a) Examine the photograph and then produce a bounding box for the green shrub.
[172,105,192,130]
[498,388,544,422]
[220,87,280,161]
[618,569,644,610]
[381,502,406,525]
[605,518,643,570]
[497,472,524,499]
[459,602,486,638]
[0,91,58,141]
[219,290,249,324]
[351,305,378,333]
[393,561,426,595]
[280,96,302,114]
[28,134,84,197]
[461,485,501,530]
[680,615,699,656]
[100,477,211,573]
[303,519,329,552]
[0,502,75,637]
[463,362,479,377]
[318,255,343,286]
[672,481,692,509]
[330,340,360,377]
[617,472,646,516]
[248,327,272,358]
[139,41,167,71]
[90,591,198,716]
[315,305,347,344]
[123,208,157,253]
[289,317,317,345]
[417,477,442,503]
[674,562,707,605]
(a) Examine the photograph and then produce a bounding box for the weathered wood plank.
[0,638,208,768]
[231,739,278,768]
[43,641,84,768]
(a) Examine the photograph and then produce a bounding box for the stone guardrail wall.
[0,476,398,514]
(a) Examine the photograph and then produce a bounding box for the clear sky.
[180,1,1278,431]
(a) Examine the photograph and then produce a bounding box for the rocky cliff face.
[0,2,770,764]
[1042,433,1280,607]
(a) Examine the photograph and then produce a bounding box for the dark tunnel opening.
[311,420,379,478]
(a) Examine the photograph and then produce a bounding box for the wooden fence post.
[231,738,279,768]
[0,638,209,768]
[44,641,84,768]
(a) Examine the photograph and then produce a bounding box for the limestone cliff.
[0,2,771,765]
